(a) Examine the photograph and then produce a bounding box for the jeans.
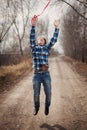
[32,71,51,110]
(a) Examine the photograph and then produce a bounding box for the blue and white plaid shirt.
[30,26,59,71]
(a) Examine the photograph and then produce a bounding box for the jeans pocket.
[32,73,40,82]
[45,72,51,81]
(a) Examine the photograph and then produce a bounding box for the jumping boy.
[30,15,60,116]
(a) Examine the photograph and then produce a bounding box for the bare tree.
[55,0,87,20]
[0,0,41,55]
[0,0,15,53]
[8,0,30,55]
[60,0,87,63]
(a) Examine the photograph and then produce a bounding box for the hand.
[31,15,38,26]
[54,19,60,28]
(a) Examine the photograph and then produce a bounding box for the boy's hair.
[43,38,47,44]
[37,37,47,44]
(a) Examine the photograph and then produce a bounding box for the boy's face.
[37,38,46,46]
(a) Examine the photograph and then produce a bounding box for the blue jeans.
[32,71,51,110]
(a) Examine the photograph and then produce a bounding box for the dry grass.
[0,59,32,77]
[0,59,32,93]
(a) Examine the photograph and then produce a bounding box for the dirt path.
[0,57,87,130]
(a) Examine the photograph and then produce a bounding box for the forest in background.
[60,0,87,63]
[0,0,87,65]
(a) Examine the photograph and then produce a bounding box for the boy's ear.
[43,38,46,44]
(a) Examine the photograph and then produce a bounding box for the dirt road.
[0,57,87,130]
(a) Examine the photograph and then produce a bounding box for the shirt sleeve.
[47,28,59,49]
[30,26,36,48]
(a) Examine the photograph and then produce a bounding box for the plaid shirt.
[30,26,59,70]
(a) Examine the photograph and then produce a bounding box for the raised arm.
[30,26,36,48]
[30,15,38,48]
[47,20,60,49]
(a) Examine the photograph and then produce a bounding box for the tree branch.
[0,24,5,40]
[76,0,87,8]
[13,20,21,41]
[60,0,87,20]
[0,19,15,42]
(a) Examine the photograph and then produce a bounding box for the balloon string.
[31,0,51,25]
[37,0,51,17]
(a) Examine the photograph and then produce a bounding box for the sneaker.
[33,109,39,116]
[45,107,49,115]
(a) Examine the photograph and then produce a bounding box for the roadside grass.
[0,59,32,93]
[0,59,32,77]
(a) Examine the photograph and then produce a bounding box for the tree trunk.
[19,39,23,55]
